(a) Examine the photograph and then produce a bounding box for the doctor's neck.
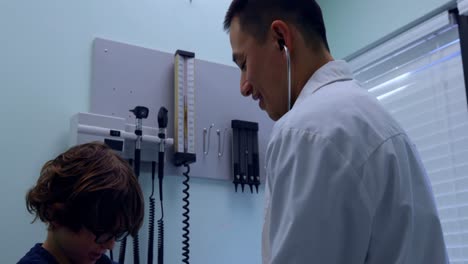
[290,40,334,105]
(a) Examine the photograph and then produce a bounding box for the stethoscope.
[278,39,292,111]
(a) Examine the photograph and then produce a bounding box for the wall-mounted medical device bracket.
[70,112,174,162]
[231,120,260,193]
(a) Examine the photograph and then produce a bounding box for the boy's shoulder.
[17,243,58,264]
[17,243,116,264]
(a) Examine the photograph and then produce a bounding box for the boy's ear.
[46,203,66,229]
[48,221,59,230]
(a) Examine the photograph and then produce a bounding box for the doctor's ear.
[271,20,291,51]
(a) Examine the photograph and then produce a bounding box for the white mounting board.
[91,38,274,182]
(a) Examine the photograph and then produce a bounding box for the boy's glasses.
[90,229,129,244]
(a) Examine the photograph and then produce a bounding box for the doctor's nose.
[240,78,253,97]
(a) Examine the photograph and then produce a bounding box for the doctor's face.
[229,17,288,121]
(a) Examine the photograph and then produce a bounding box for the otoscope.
[157,107,168,264]
[120,106,148,264]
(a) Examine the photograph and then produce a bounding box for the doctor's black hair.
[223,0,330,52]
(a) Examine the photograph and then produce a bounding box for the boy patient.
[18,142,144,264]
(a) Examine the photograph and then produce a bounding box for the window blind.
[349,12,468,263]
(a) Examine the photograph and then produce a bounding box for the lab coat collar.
[294,60,354,106]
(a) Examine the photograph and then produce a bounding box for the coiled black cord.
[148,198,156,261]
[118,159,133,264]
[157,203,165,264]
[182,164,191,264]
[118,238,127,264]
[157,148,165,264]
[133,233,140,264]
[148,162,156,264]
[133,150,141,264]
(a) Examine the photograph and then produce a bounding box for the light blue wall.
[3,0,454,262]
[0,0,263,263]
[317,0,455,59]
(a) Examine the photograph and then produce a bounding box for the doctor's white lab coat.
[262,61,449,264]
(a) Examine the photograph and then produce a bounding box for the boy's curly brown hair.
[26,142,144,237]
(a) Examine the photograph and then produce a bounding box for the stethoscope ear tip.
[278,39,286,51]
